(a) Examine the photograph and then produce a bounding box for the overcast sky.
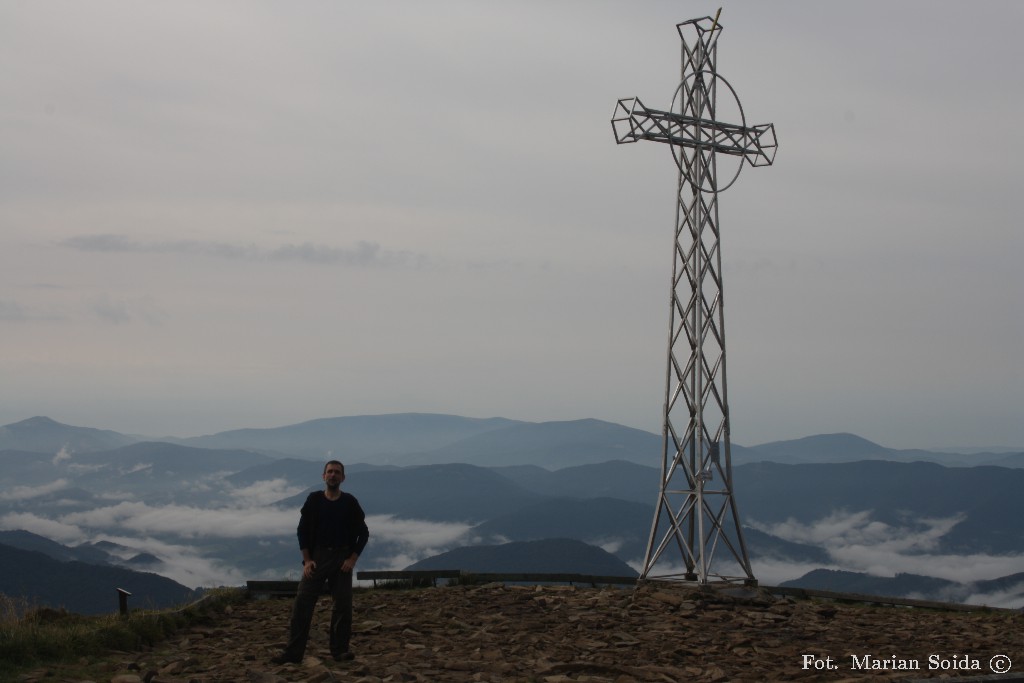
[2,1,1021,450]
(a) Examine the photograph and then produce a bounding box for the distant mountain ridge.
[730,432,1023,468]
[172,413,523,461]
[0,530,112,565]
[734,460,1024,554]
[782,568,1024,606]
[406,418,662,469]
[0,416,135,454]
[0,538,195,615]
[406,538,638,577]
[4,414,1022,468]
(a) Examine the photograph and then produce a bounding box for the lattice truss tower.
[611,12,778,584]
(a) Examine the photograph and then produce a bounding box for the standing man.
[273,460,369,664]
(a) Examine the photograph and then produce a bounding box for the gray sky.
[2,1,1021,450]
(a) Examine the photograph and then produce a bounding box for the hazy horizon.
[3,411,1022,454]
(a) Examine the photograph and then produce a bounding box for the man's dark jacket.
[296,490,369,556]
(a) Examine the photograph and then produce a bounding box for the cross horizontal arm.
[612,97,776,167]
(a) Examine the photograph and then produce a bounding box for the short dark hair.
[323,460,345,475]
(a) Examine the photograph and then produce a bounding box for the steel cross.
[611,14,777,585]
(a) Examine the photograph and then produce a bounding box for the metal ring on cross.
[669,69,748,194]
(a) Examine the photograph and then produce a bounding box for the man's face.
[323,464,344,490]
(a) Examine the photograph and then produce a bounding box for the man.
[273,460,369,664]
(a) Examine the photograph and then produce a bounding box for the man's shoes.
[332,651,355,662]
[271,653,302,665]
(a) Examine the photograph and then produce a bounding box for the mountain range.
[406,538,638,577]
[0,535,195,615]
[4,415,1022,469]
[781,568,1024,606]
[2,414,1023,611]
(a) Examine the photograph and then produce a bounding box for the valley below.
[2,414,1024,613]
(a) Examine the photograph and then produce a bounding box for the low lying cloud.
[228,478,306,507]
[594,538,625,555]
[748,558,838,587]
[350,515,477,571]
[9,495,1022,605]
[61,501,295,538]
[959,581,1024,610]
[0,511,83,542]
[66,463,108,475]
[0,479,71,502]
[89,534,249,588]
[367,515,473,548]
[746,510,1024,607]
[753,510,964,555]
[828,546,1024,586]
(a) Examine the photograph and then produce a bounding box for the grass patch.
[0,588,246,679]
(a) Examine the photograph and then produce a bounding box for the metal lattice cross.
[612,13,777,584]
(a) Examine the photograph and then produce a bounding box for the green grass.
[0,588,247,679]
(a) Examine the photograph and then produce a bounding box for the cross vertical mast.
[611,12,777,584]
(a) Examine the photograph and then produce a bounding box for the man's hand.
[302,559,316,579]
[341,554,358,573]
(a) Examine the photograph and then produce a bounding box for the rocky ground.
[14,582,1024,682]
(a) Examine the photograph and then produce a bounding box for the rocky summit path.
[16,582,1024,682]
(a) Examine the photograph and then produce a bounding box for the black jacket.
[296,490,369,556]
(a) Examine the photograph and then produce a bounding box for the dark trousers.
[283,547,353,659]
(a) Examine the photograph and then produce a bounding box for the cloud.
[829,546,1024,586]
[0,514,249,588]
[9,502,475,579]
[90,534,248,588]
[67,463,108,475]
[367,514,472,549]
[748,558,840,588]
[228,478,306,507]
[713,553,1024,608]
[61,234,425,268]
[959,582,1024,611]
[353,515,476,571]
[0,479,71,502]
[0,512,83,542]
[749,510,1024,587]
[750,510,964,554]
[52,446,73,465]
[594,538,625,555]
[61,501,296,538]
